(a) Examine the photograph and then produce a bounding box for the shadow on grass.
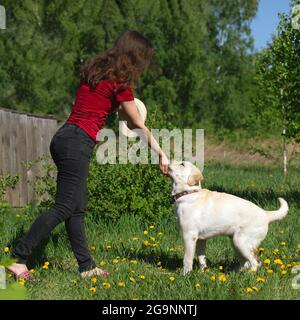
[120,246,240,273]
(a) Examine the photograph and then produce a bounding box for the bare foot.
[7,263,29,276]
[81,267,110,278]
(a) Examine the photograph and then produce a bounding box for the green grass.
[0,161,300,300]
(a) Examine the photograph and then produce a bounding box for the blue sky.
[250,0,291,50]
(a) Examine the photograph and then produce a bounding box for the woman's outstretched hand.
[159,155,169,175]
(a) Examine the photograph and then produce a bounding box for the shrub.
[87,155,172,223]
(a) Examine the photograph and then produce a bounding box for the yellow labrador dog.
[168,161,288,275]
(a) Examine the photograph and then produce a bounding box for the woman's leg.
[65,179,96,273]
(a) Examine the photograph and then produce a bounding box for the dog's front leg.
[196,239,207,271]
[183,235,197,275]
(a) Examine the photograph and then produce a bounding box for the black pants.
[12,123,97,272]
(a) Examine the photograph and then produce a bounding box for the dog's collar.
[172,189,200,203]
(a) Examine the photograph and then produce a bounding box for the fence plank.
[10,112,20,206]
[18,113,28,206]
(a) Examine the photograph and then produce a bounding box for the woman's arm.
[119,100,169,174]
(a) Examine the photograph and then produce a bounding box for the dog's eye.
[180,162,185,166]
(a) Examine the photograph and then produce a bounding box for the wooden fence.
[0,107,59,207]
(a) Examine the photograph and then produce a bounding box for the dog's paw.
[200,265,207,272]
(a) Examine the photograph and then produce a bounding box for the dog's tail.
[266,197,288,223]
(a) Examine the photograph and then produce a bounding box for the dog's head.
[168,160,203,187]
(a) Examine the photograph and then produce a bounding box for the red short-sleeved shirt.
[66,80,134,142]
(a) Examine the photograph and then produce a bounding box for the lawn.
[0,161,300,300]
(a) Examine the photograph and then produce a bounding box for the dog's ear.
[187,169,203,186]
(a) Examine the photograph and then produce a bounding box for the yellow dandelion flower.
[143,230,148,235]
[273,248,279,255]
[266,269,273,274]
[44,261,50,266]
[130,260,138,265]
[89,287,96,293]
[99,261,106,267]
[210,275,216,281]
[122,258,127,262]
[256,277,266,283]
[287,264,292,268]
[91,277,97,284]
[42,265,49,270]
[106,245,112,250]
[274,259,283,265]
[281,270,288,275]
[281,242,286,247]
[29,269,35,273]
[139,275,145,280]
[157,261,162,266]
[18,279,25,286]
[157,232,163,236]
[195,283,201,289]
[129,269,135,273]
[117,282,125,287]
[264,259,271,265]
[297,244,300,250]
[149,226,155,229]
[90,246,96,251]
[218,274,227,282]
[129,277,136,283]
[219,266,223,271]
[258,247,264,252]
[113,259,119,264]
[169,276,175,282]
[132,237,139,241]
[103,282,111,289]
[4,247,9,253]
[246,287,254,294]
[280,264,286,270]
[143,240,149,246]
[252,286,259,292]
[150,237,156,242]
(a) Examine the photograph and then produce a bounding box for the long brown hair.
[80,30,154,91]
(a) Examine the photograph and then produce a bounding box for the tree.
[255,0,300,174]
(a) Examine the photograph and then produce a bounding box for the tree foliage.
[254,0,300,142]
[0,0,260,132]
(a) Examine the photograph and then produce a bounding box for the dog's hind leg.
[232,233,259,272]
[196,239,207,271]
[183,234,197,275]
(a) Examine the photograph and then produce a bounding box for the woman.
[7,30,169,280]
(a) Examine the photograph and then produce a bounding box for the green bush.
[0,174,19,200]
[86,156,172,223]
